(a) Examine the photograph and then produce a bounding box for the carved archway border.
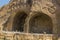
[5,10,28,31]
[25,11,57,34]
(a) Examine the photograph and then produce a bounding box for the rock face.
[56,0,60,5]
[0,0,60,40]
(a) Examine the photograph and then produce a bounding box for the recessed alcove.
[29,13,53,34]
[12,12,27,32]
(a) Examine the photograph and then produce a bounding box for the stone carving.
[0,32,53,40]
[42,0,56,13]
[0,13,10,24]
[0,13,11,31]
[9,0,27,11]
[0,0,59,40]
[31,0,41,11]
[31,0,56,13]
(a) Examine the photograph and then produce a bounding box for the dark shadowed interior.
[29,13,53,34]
[12,12,27,32]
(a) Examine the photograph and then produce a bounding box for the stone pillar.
[52,15,58,40]
[6,12,16,31]
[24,12,32,33]
[24,16,30,33]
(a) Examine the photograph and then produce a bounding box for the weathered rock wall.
[0,0,60,39]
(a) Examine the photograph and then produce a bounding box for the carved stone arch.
[4,11,28,31]
[12,11,28,32]
[29,12,53,34]
[41,10,58,34]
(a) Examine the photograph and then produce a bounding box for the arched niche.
[29,13,53,34]
[12,12,27,32]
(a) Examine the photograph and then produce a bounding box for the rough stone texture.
[0,31,54,40]
[0,0,60,40]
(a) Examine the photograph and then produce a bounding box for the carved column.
[6,12,16,31]
[24,12,33,33]
[52,15,58,40]
[24,15,30,33]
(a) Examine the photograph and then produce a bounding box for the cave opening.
[29,13,53,34]
[12,12,27,32]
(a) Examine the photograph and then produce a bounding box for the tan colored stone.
[0,0,60,40]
